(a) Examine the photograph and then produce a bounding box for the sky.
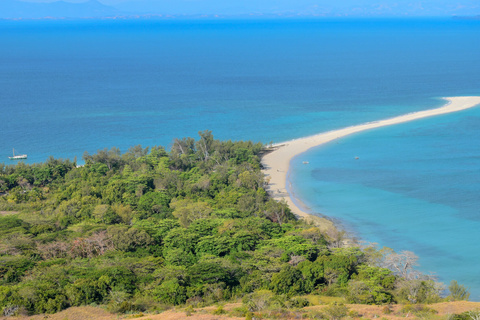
[13,0,480,17]
[19,0,480,6]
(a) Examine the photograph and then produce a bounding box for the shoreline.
[261,96,480,232]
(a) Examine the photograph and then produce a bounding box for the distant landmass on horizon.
[1,0,480,20]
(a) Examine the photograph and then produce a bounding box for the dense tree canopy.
[0,132,451,316]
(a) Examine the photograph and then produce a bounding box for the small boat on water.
[303,161,309,164]
[9,149,27,160]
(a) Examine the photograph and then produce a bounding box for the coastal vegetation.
[0,131,473,318]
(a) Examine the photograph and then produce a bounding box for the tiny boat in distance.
[9,149,27,160]
[303,161,309,164]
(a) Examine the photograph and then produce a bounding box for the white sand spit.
[261,96,480,230]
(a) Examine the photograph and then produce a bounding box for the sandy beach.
[261,96,480,231]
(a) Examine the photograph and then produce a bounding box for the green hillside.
[0,131,468,317]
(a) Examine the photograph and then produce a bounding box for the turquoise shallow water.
[289,106,480,299]
[1,18,480,299]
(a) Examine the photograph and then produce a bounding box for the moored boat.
[8,149,27,160]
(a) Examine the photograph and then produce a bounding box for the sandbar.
[261,96,480,231]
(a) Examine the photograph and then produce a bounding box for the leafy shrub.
[212,305,226,315]
[230,306,249,317]
[184,305,195,316]
[400,304,437,317]
[322,302,348,320]
[448,280,470,301]
[153,279,187,305]
[287,296,310,308]
[243,290,276,312]
[270,265,305,296]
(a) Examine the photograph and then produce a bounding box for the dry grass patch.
[304,301,480,320]
[2,304,245,320]
[1,306,114,320]
[4,301,480,320]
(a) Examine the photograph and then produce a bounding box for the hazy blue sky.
[20,0,480,6]
[16,0,480,16]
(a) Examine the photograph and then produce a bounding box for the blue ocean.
[1,18,480,298]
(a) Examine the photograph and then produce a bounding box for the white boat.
[8,149,27,160]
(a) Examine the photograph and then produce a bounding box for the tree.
[112,204,134,225]
[382,250,419,280]
[170,199,212,227]
[263,199,294,225]
[396,275,444,304]
[196,130,215,162]
[188,262,232,286]
[153,279,187,305]
[448,280,470,301]
[107,226,153,252]
[196,235,232,257]
[346,278,394,305]
[270,265,304,296]
[0,179,7,193]
[170,137,196,169]
[320,254,358,287]
[83,147,122,170]
[137,191,171,219]
[92,204,111,223]
[325,227,347,249]
[297,260,324,292]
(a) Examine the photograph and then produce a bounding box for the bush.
[347,310,360,318]
[448,280,470,301]
[323,284,348,297]
[346,280,393,305]
[243,290,276,312]
[185,305,195,316]
[153,279,187,305]
[287,296,310,309]
[382,305,392,314]
[270,265,304,296]
[448,310,480,320]
[322,302,348,320]
[212,305,226,315]
[106,290,134,313]
[230,306,249,317]
[400,304,437,317]
[307,309,325,319]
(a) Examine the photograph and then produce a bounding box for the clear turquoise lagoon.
[1,18,479,298]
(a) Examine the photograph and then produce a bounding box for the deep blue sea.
[1,18,480,299]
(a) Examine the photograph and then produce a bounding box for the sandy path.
[261,96,480,231]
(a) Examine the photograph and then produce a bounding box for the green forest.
[0,131,470,317]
